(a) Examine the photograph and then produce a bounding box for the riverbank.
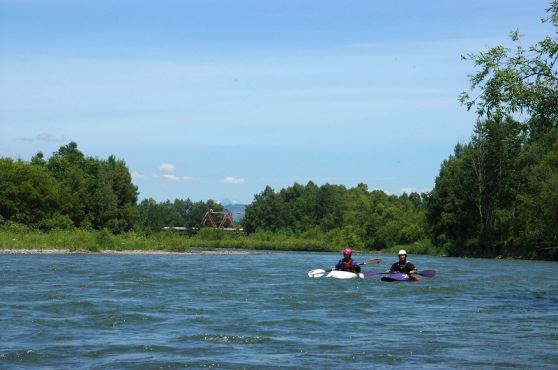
[448,242,558,261]
[0,227,438,256]
[0,248,256,255]
[0,227,340,254]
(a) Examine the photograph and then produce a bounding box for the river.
[1,252,556,369]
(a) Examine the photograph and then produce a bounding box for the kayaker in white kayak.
[384,249,417,275]
[332,248,361,273]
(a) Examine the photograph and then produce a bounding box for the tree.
[469,115,524,244]
[517,133,558,252]
[426,144,478,250]
[0,158,61,227]
[93,156,138,232]
[243,181,427,250]
[45,142,138,232]
[243,186,280,233]
[46,142,91,227]
[431,0,558,258]
[459,1,558,138]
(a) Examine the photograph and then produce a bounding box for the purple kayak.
[380,273,421,282]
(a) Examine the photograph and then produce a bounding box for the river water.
[0,251,557,369]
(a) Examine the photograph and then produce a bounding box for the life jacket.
[340,258,357,272]
[393,261,410,273]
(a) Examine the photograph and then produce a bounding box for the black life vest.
[393,261,410,273]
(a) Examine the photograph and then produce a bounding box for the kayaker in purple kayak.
[332,248,361,273]
[385,249,417,275]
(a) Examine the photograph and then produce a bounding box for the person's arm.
[384,262,396,273]
[353,261,361,273]
[407,262,416,274]
[333,260,342,270]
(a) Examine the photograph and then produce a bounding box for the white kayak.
[307,269,364,279]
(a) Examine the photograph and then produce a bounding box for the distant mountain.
[223,203,246,222]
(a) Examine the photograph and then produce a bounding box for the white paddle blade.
[307,269,326,278]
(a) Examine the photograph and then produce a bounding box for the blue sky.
[0,0,552,204]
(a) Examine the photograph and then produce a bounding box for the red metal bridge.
[201,210,244,232]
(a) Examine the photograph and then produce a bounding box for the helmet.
[343,248,353,256]
[398,249,407,256]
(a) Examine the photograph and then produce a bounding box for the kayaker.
[385,249,417,275]
[333,248,361,273]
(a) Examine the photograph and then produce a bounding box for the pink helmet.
[343,248,353,256]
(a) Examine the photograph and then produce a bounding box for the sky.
[0,0,553,204]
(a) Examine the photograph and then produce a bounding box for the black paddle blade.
[362,258,382,265]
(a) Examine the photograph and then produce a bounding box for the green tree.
[426,144,478,250]
[459,1,558,138]
[0,158,61,227]
[469,116,524,244]
[433,0,558,258]
[45,142,138,232]
[517,133,558,253]
[244,181,427,250]
[243,186,281,233]
[46,142,91,227]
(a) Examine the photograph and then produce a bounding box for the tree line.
[243,182,428,250]
[1,2,557,259]
[0,142,221,234]
[427,1,558,259]
[0,142,137,232]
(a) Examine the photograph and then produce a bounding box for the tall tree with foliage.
[469,115,524,244]
[45,142,91,227]
[0,142,138,233]
[429,1,558,258]
[459,1,558,135]
[46,143,138,232]
[426,144,478,250]
[0,158,61,227]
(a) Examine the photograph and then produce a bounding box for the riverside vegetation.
[1,2,557,259]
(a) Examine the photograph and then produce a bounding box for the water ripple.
[0,253,557,369]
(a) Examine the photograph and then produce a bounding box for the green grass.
[0,225,447,255]
[0,226,190,253]
[0,226,339,253]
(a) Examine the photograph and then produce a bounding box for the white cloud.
[163,174,197,182]
[223,176,245,184]
[159,163,176,172]
[131,171,149,180]
[37,133,67,142]
[18,133,67,143]
[400,187,430,194]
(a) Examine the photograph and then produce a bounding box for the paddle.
[307,258,382,278]
[362,269,437,278]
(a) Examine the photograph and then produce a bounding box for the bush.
[96,229,115,248]
[39,214,75,231]
[0,221,30,233]
[196,228,225,240]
